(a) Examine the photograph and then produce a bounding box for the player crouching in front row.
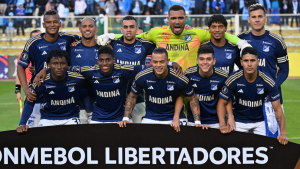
[217,47,288,145]
[17,49,86,133]
[118,47,210,131]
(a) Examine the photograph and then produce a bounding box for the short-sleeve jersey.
[201,40,241,74]
[184,66,228,124]
[138,26,240,71]
[131,66,194,121]
[17,52,32,83]
[219,69,280,123]
[80,63,144,122]
[110,36,156,103]
[68,41,99,111]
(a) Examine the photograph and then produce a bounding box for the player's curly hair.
[197,45,215,58]
[249,3,266,15]
[44,10,59,20]
[241,47,258,58]
[46,49,70,64]
[207,14,228,28]
[152,47,168,59]
[168,5,186,16]
[98,46,114,58]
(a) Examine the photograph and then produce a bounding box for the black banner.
[0,124,300,168]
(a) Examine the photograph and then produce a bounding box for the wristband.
[15,85,21,94]
[122,117,129,121]
[195,121,201,125]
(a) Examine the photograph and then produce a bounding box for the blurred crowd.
[0,0,300,37]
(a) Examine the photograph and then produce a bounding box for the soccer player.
[17,10,80,127]
[184,45,229,129]
[238,4,289,137]
[16,49,86,133]
[217,47,288,145]
[118,47,209,131]
[68,17,99,124]
[98,5,251,71]
[201,15,241,75]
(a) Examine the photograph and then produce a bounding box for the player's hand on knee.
[16,125,29,133]
[277,134,288,145]
[170,119,180,132]
[172,62,183,77]
[219,125,231,134]
[25,88,37,102]
[227,117,236,131]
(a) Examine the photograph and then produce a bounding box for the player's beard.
[124,36,134,42]
[213,37,222,41]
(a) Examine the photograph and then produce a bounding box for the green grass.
[0,80,300,144]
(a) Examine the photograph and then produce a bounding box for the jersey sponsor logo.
[239,98,263,107]
[259,58,266,67]
[167,81,176,84]
[211,84,218,91]
[148,86,154,89]
[75,49,84,51]
[39,46,48,49]
[271,94,280,100]
[257,84,263,87]
[243,39,251,42]
[225,53,232,59]
[237,83,246,86]
[96,89,120,98]
[51,97,75,105]
[60,45,66,51]
[225,49,233,52]
[210,80,219,83]
[49,91,55,94]
[42,51,47,55]
[76,54,81,58]
[263,41,272,45]
[147,80,156,83]
[191,78,200,82]
[263,45,269,52]
[66,83,76,86]
[197,94,215,101]
[185,35,191,41]
[112,75,121,78]
[149,95,173,104]
[94,80,99,83]
[113,78,120,83]
[117,44,124,46]
[21,53,28,60]
[238,89,243,93]
[166,44,189,51]
[68,86,75,92]
[135,48,141,54]
[192,83,197,88]
[167,85,174,91]
[92,76,100,79]
[18,60,28,66]
[116,59,140,65]
[58,42,66,45]
[117,48,122,52]
[222,86,228,94]
[257,88,264,94]
[46,85,56,89]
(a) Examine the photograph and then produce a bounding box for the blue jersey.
[80,63,144,122]
[184,66,228,124]
[110,37,156,104]
[68,41,100,111]
[19,71,86,125]
[238,30,289,103]
[131,66,194,121]
[201,40,241,75]
[219,69,280,123]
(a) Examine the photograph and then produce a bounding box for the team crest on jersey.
[68,86,75,92]
[113,78,120,83]
[167,85,174,91]
[225,53,232,59]
[135,48,141,54]
[60,45,66,51]
[211,84,218,91]
[257,88,264,94]
[185,35,191,41]
[263,45,269,52]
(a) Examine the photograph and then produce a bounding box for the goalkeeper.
[98,5,251,71]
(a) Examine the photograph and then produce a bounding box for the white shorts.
[264,101,284,135]
[235,121,266,136]
[188,122,220,129]
[38,117,81,127]
[26,103,42,128]
[142,118,187,126]
[131,102,146,123]
[79,110,93,124]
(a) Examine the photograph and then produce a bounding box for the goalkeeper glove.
[97,33,116,46]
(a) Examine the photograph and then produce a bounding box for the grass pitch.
[0,80,299,144]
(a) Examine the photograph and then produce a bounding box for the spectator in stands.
[0,0,7,14]
[46,0,56,11]
[94,4,105,15]
[123,0,131,15]
[230,0,240,14]
[280,0,292,26]
[239,3,249,32]
[290,0,300,27]
[57,0,65,17]
[224,0,231,14]
[194,0,203,27]
[203,0,212,26]
[140,0,147,15]
[0,12,7,37]
[212,0,225,14]
[116,0,124,15]
[270,0,280,26]
[259,0,271,25]
[75,0,87,15]
[24,0,34,28]
[5,2,16,16]
[15,3,25,37]
[86,0,94,15]
[96,0,106,9]
[131,0,143,15]
[65,0,75,27]
[147,0,154,15]
[154,0,165,26]
[104,0,117,16]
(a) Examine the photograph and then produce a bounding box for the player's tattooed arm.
[124,92,138,118]
[271,99,288,145]
[186,94,200,121]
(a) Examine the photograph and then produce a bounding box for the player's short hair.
[241,47,258,59]
[122,16,137,24]
[81,17,96,26]
[30,30,41,38]
[46,49,69,64]
[208,14,228,28]
[152,47,168,59]
[197,45,215,58]
[168,5,186,16]
[248,3,266,15]
[44,10,60,20]
[98,46,114,58]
